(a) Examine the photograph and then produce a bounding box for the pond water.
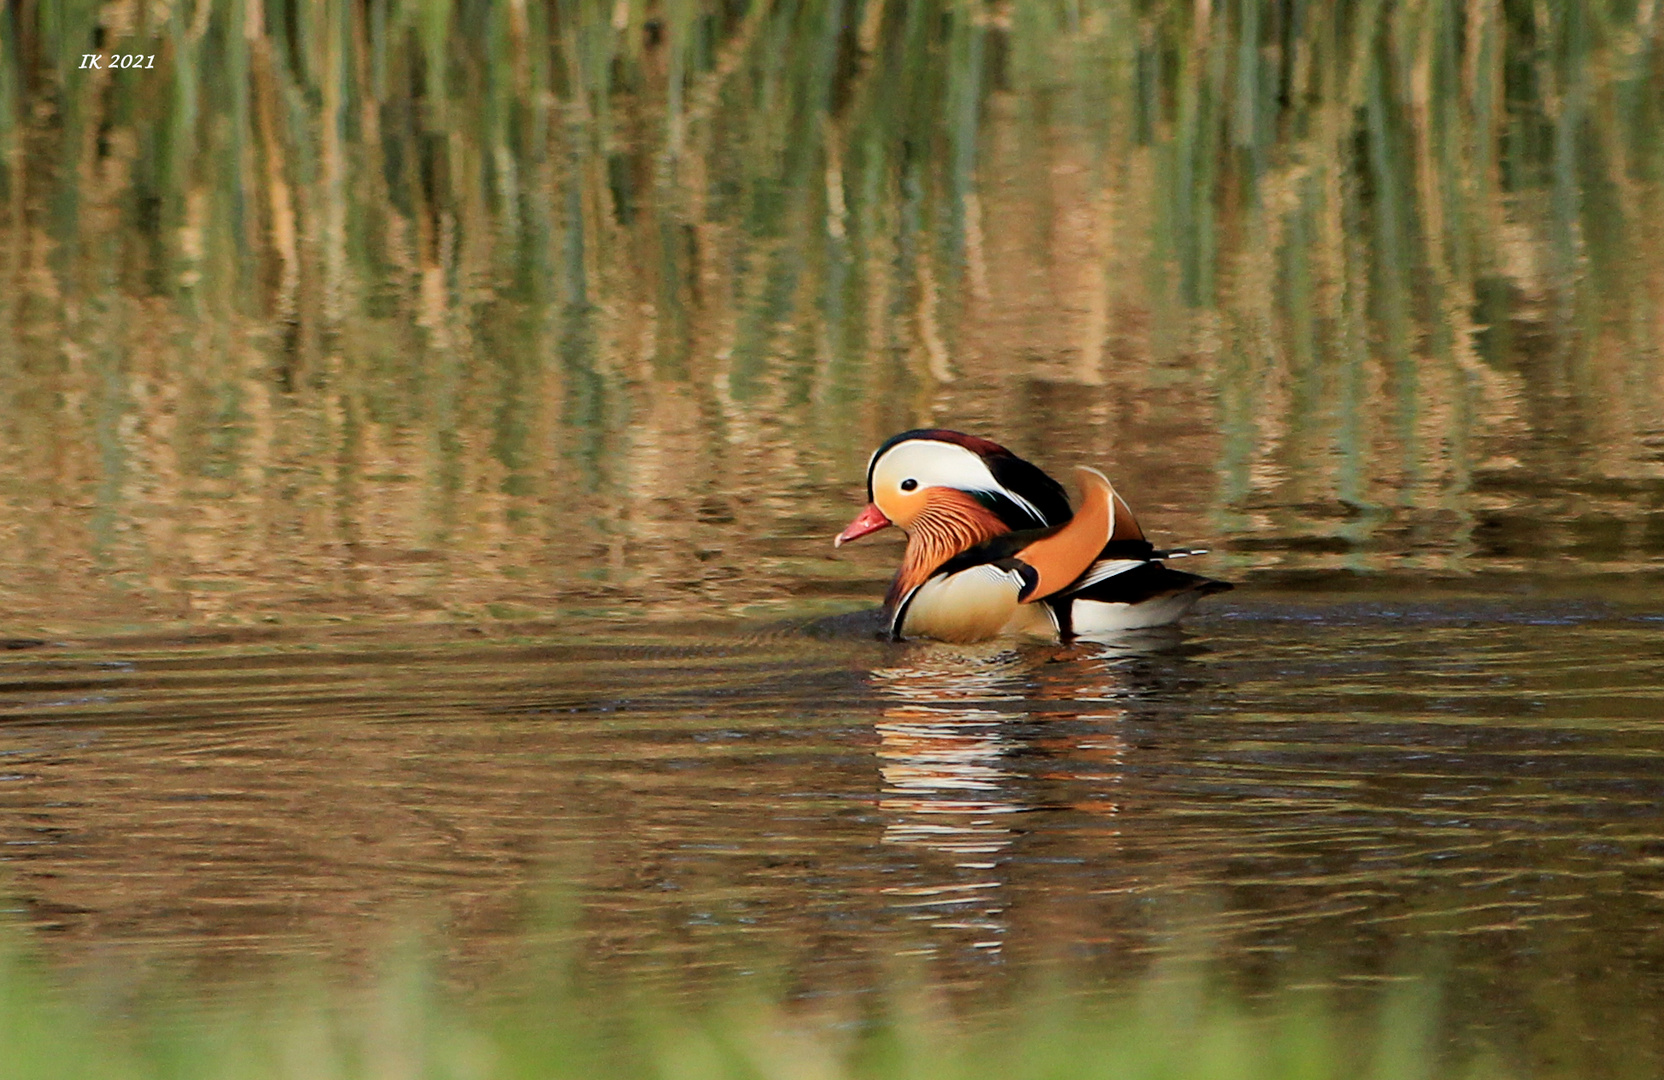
[4,0,1664,1072]
[4,589,1664,1061]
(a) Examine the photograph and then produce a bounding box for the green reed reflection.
[1,1,1663,629]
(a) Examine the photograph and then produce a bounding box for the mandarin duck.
[834,429,1231,643]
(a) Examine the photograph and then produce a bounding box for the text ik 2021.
[80,54,155,69]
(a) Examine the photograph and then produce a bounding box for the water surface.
[1,589,1661,1071]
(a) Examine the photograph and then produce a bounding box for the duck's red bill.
[834,503,892,547]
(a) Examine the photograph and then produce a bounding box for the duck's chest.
[895,565,1059,643]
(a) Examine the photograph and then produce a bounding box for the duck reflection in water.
[867,632,1187,957]
[871,645,1033,860]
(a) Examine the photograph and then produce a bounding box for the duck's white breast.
[900,564,1027,643]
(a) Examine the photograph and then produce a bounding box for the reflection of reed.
[3,4,1664,631]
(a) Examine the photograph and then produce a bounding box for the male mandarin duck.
[834,429,1231,643]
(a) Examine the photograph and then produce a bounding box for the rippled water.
[3,588,1662,1061]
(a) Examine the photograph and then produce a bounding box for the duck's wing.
[1064,482,1224,600]
[1005,467,1117,601]
[1081,481,1158,562]
[1063,561,1233,605]
[1050,561,1233,638]
[1046,484,1231,637]
[1107,488,1147,542]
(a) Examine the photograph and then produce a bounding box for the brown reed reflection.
[2,4,1664,632]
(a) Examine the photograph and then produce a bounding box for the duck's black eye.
[900,478,918,492]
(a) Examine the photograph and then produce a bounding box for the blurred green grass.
[0,940,1484,1080]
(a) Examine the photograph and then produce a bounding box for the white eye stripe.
[870,439,1056,526]
[872,441,996,496]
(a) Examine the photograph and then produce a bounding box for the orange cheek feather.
[874,487,933,530]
